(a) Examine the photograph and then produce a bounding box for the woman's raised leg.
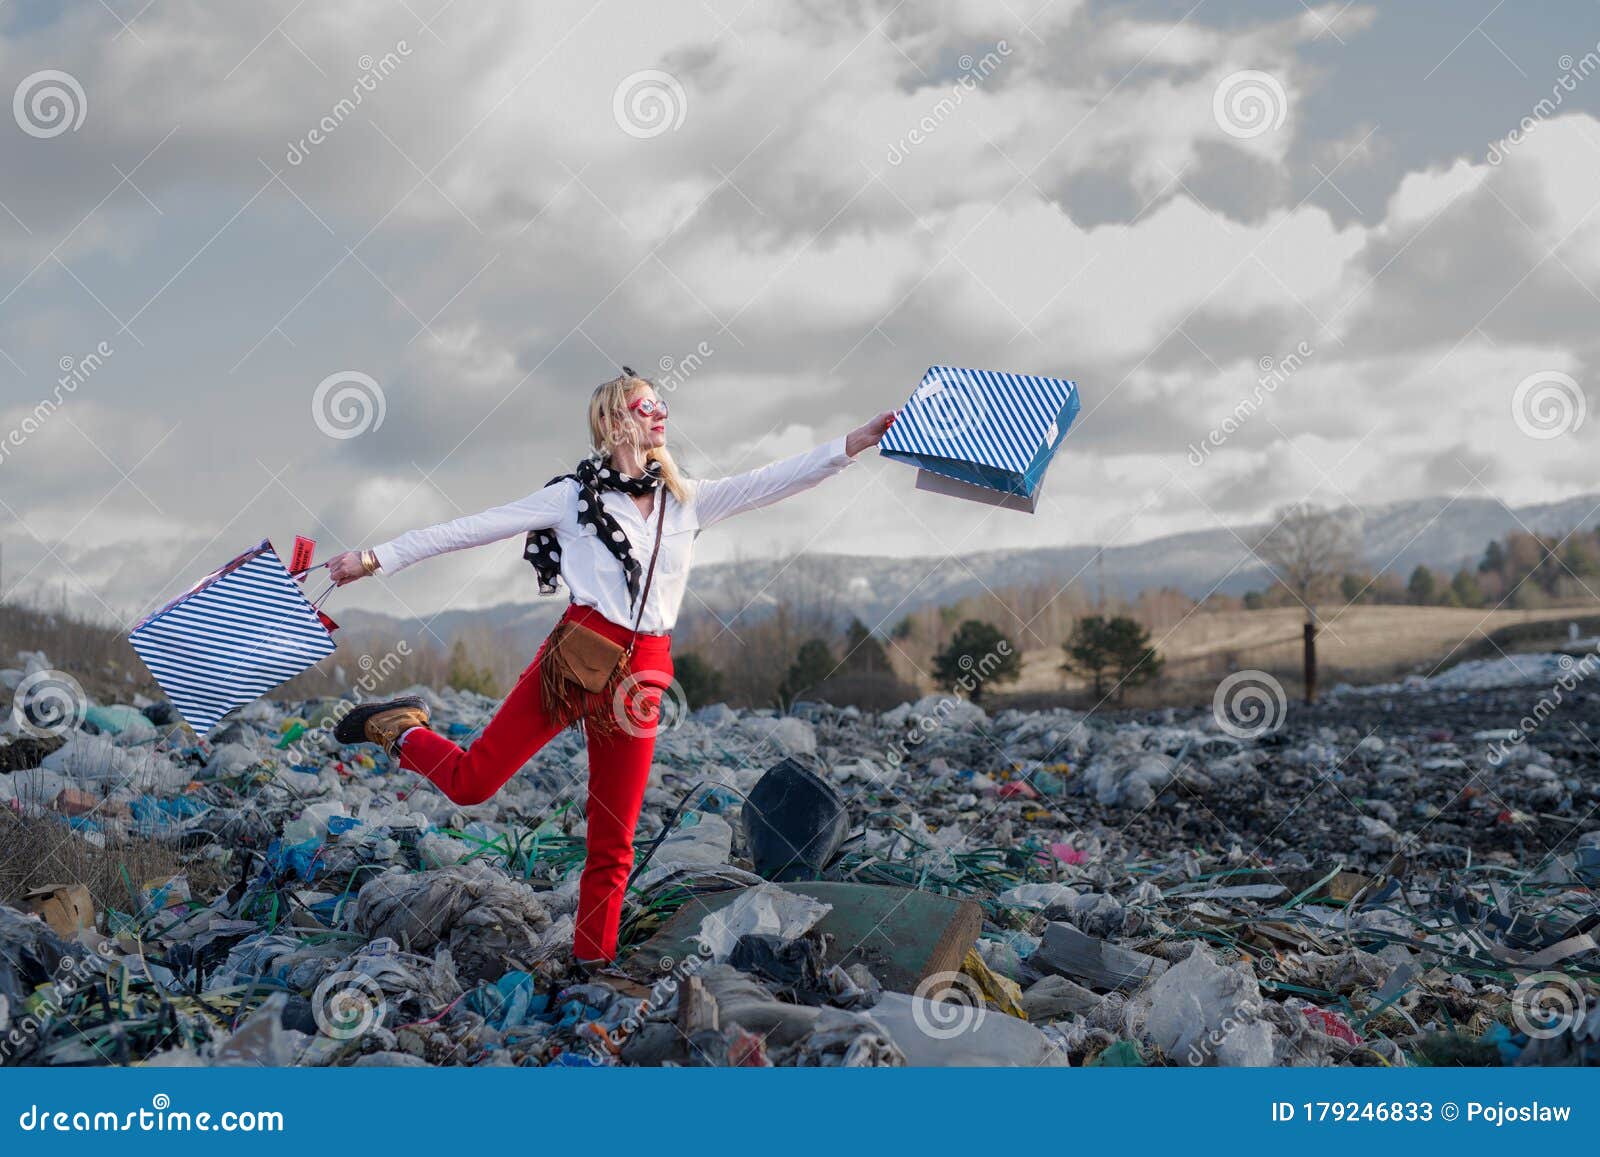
[398,644,570,806]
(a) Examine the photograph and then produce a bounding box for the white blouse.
[370,435,857,633]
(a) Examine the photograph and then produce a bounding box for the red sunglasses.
[628,395,669,418]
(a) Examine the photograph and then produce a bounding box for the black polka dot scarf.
[523,455,664,609]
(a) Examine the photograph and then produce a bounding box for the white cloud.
[0,1,1595,620]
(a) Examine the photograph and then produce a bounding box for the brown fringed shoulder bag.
[538,493,667,732]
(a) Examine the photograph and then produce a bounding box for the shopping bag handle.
[298,560,336,610]
[310,580,335,608]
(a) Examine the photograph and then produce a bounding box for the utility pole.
[1303,614,1318,705]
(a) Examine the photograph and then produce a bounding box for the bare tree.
[1255,503,1361,703]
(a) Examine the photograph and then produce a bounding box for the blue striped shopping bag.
[129,538,338,737]
[879,365,1080,512]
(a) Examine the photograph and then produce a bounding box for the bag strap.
[625,492,668,656]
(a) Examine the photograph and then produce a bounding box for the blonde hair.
[587,371,689,503]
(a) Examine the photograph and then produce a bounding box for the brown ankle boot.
[333,694,431,757]
[365,705,430,757]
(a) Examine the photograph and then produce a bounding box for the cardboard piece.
[52,787,129,820]
[23,883,96,937]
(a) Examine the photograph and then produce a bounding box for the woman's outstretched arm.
[694,411,896,530]
[329,478,574,584]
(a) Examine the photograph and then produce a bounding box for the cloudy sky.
[1,0,1598,625]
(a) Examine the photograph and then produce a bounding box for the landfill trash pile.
[1336,647,1600,695]
[2,643,1598,1068]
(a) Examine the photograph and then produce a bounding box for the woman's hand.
[846,410,898,457]
[328,550,372,586]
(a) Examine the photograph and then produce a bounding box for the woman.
[326,368,895,965]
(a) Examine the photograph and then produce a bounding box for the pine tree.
[1407,565,1437,605]
[673,651,724,709]
[446,639,497,696]
[932,620,1020,703]
[1061,615,1164,702]
[778,638,835,707]
[1450,568,1485,608]
[842,617,892,674]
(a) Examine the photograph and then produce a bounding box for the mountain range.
[335,491,1600,651]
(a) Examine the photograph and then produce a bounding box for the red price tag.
[289,535,316,577]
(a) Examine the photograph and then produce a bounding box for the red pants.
[397,604,673,963]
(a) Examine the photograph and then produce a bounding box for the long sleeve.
[370,479,573,576]
[692,435,855,530]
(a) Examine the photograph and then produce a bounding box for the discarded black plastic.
[740,757,848,882]
[729,932,829,1003]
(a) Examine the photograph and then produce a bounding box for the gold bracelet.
[360,549,378,576]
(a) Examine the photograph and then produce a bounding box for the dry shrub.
[0,810,196,919]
